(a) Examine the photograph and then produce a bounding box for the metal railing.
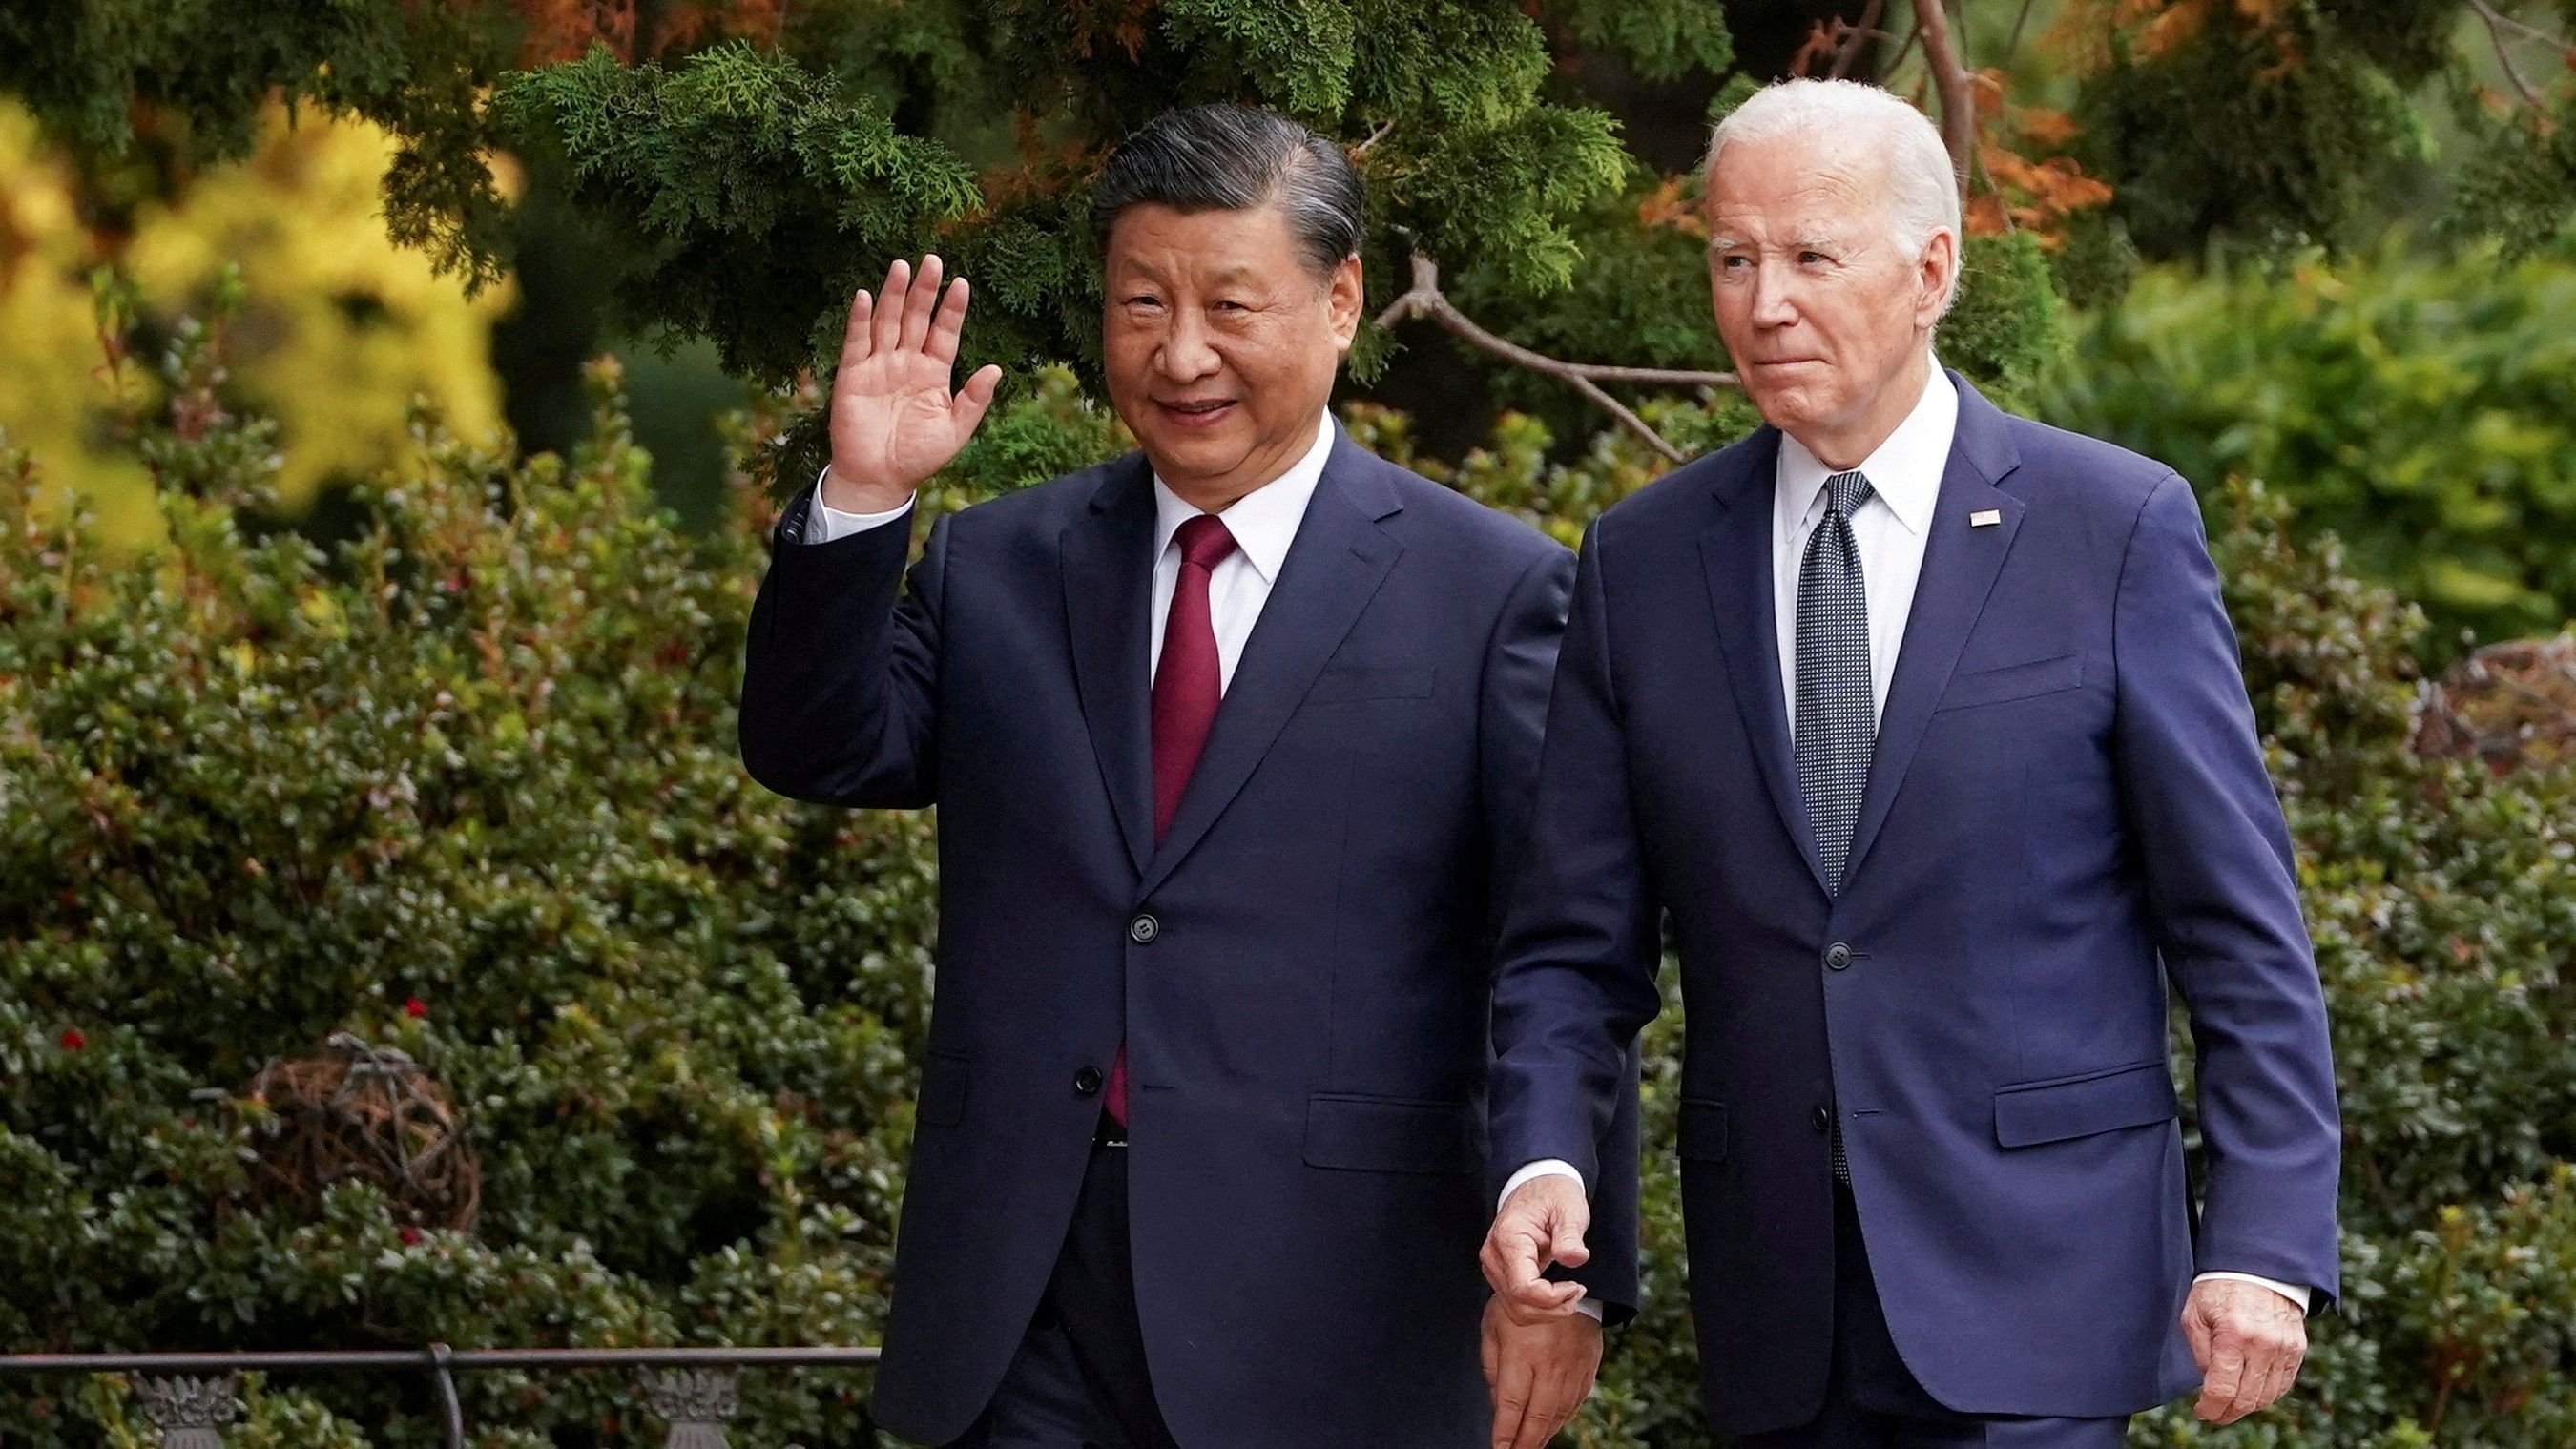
[0,1345,882,1448]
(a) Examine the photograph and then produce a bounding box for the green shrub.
[2039,244,2576,652]
[7,295,2575,1448]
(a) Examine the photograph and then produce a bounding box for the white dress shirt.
[1506,360,2308,1314]
[806,415,1334,701]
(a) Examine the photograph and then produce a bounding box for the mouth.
[1749,358,1823,370]
[1155,398,1238,429]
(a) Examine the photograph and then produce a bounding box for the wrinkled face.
[1103,201,1361,504]
[1705,135,1953,458]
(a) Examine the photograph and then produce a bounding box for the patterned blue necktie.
[1795,469,1874,1185]
[1796,469,1878,898]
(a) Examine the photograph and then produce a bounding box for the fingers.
[870,257,909,355]
[1551,1201,1592,1271]
[2193,1335,2247,1423]
[951,364,1003,434]
[1488,1336,1535,1449]
[840,287,874,370]
[922,268,968,365]
[901,252,945,350]
[2181,1296,2214,1372]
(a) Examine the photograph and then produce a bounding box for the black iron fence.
[0,1345,882,1448]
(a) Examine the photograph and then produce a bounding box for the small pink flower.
[404,997,428,1019]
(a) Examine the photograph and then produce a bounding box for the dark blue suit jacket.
[739,426,1636,1448]
[1489,377,2339,1432]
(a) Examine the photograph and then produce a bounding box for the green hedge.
[6,302,2574,1446]
[2039,243,2576,652]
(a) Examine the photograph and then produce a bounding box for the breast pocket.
[1302,666,1437,705]
[1934,652,2084,714]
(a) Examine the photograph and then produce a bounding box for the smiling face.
[1102,201,1361,510]
[1704,135,1955,468]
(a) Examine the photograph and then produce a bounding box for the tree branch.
[1373,253,1738,465]
[1830,0,1888,80]
[1913,0,1977,196]
[2468,0,2550,109]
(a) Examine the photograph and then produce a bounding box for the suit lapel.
[1843,376,2026,885]
[1696,428,1830,896]
[1063,456,1159,876]
[1138,431,1403,898]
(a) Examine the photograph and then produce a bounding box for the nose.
[1750,261,1799,330]
[1155,308,1220,383]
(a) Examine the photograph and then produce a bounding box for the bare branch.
[1374,253,1739,465]
[2003,0,2040,72]
[1350,117,1397,156]
[1830,0,1888,80]
[2469,0,2550,108]
[2473,0,2573,48]
[1914,0,1978,196]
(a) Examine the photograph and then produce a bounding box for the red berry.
[404,997,427,1018]
[58,1028,84,1050]
[399,1226,424,1247]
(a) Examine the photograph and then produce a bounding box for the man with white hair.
[1476,79,2340,1448]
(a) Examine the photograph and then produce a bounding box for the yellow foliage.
[0,99,512,549]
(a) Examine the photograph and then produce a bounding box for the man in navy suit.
[739,105,1631,1449]
[1482,80,2340,1448]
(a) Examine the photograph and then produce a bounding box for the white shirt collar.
[1774,362,1957,539]
[1152,411,1335,584]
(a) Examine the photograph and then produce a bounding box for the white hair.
[1702,79,1963,317]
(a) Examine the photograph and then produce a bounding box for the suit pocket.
[1302,1093,1479,1174]
[1303,666,1436,704]
[916,1051,967,1128]
[1677,1099,1730,1162]
[1934,652,2083,714]
[1993,1059,2177,1148]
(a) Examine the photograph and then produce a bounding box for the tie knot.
[1174,513,1238,570]
[1823,470,1874,521]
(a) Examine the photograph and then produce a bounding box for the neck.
[1795,348,1934,472]
[1153,414,1324,513]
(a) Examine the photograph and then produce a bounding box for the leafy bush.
[2039,243,2576,651]
[7,291,2575,1448]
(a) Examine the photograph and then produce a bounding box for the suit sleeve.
[1475,542,1643,1322]
[2112,473,2341,1308]
[737,486,947,808]
[1486,524,1662,1312]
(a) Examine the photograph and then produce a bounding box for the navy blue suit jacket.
[739,426,1637,1449]
[1489,377,2339,1431]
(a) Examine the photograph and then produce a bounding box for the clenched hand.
[2184,1276,2308,1424]
[1481,1174,1592,1324]
[1482,1294,1601,1449]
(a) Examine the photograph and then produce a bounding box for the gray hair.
[1090,104,1365,279]
[1703,79,1963,316]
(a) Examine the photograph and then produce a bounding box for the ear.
[1914,226,1959,331]
[1325,253,1364,351]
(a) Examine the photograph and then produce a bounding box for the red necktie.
[1108,513,1237,1126]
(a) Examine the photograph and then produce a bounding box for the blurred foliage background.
[5,1,2575,1446]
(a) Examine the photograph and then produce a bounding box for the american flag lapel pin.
[1969,508,2003,528]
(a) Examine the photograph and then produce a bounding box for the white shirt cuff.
[804,466,914,543]
[2194,1271,2313,1313]
[1497,1160,1602,1321]
[1499,1158,1587,1212]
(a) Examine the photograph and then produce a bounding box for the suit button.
[1823,942,1854,971]
[1129,913,1159,944]
[1073,1066,1104,1096]
[1811,1104,1832,1133]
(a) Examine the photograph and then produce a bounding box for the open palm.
[826,253,1003,507]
